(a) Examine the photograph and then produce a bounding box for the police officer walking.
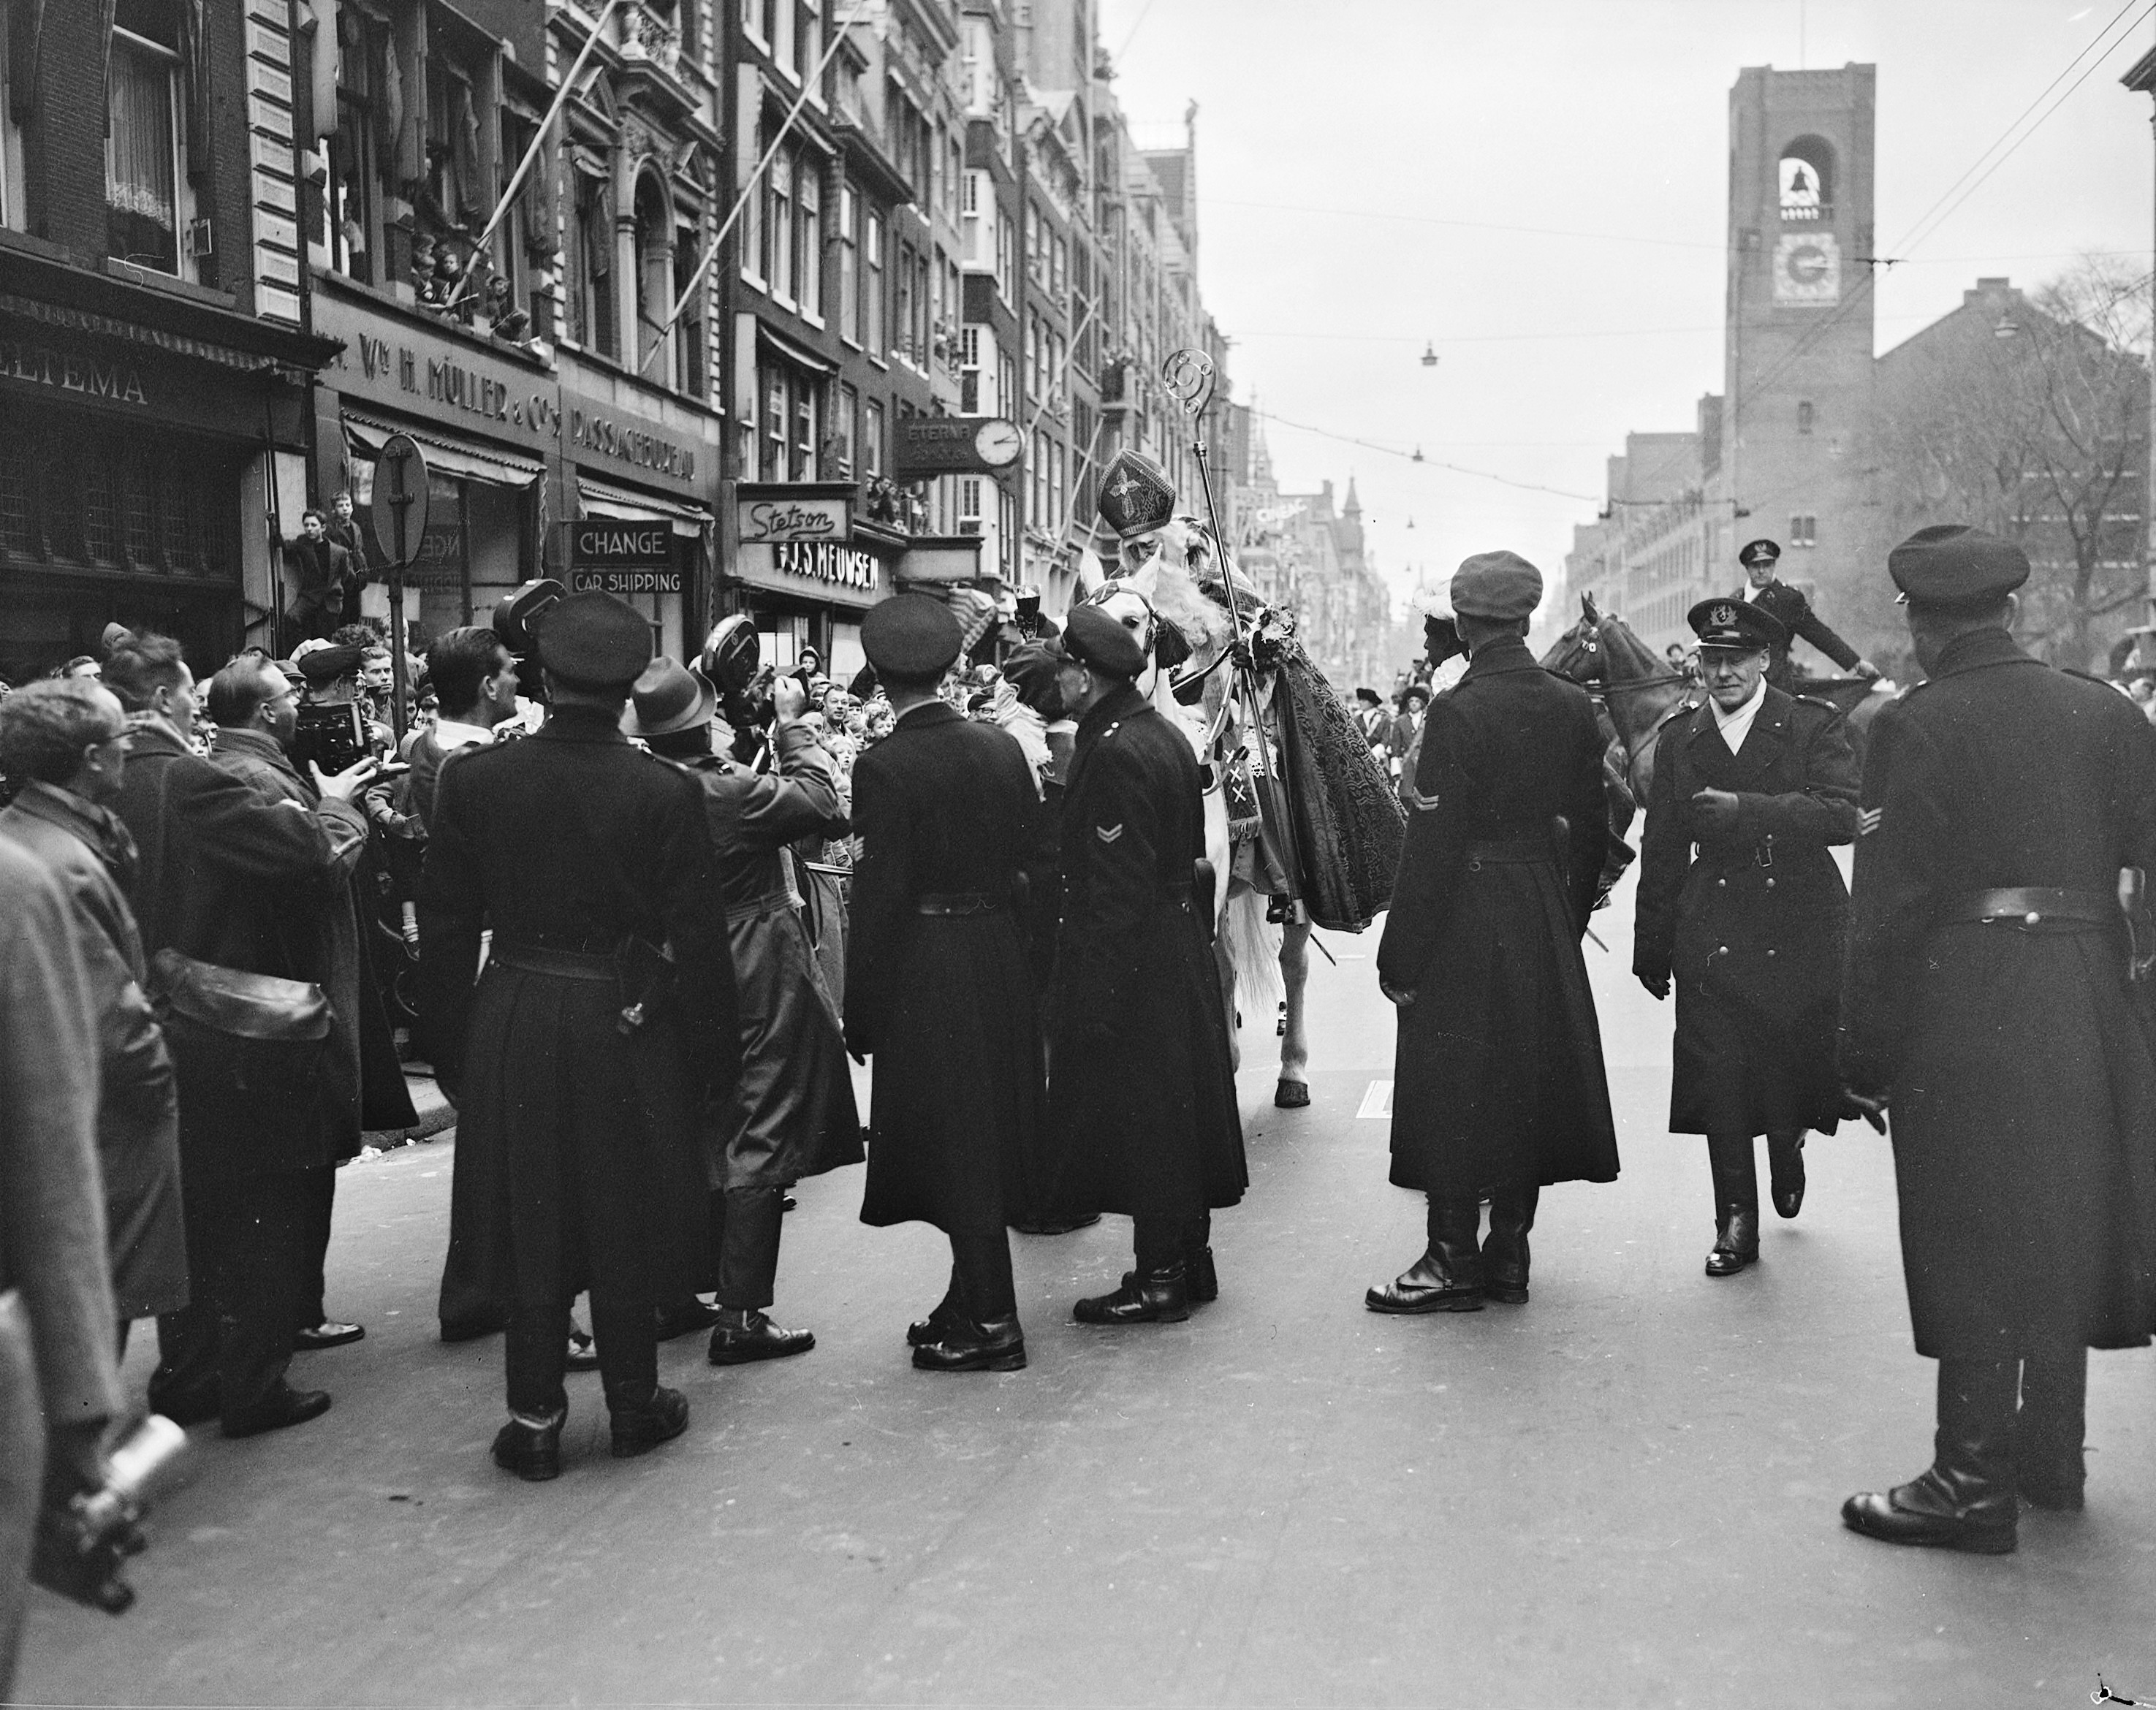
[1840,525,2156,1554]
[1633,598,1860,1277]
[1371,552,1617,1313]
[419,593,740,1481]
[845,596,1048,1372]
[1049,603,1246,1323]
[1731,539,1880,691]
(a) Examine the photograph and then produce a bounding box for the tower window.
[1796,400,1814,435]
[1789,514,1818,547]
[1778,136,1835,224]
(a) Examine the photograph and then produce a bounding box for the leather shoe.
[1366,1250,1484,1314]
[1767,1132,1807,1220]
[1074,1268,1189,1325]
[653,1299,723,1342]
[1841,1472,2016,1554]
[1704,1211,1759,1277]
[707,1309,814,1364]
[912,1315,1027,1372]
[907,1299,962,1348]
[607,1384,689,1458]
[1185,1247,1220,1305]
[292,1320,364,1352]
[221,1383,332,1439]
[491,1413,563,1482]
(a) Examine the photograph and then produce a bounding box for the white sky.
[1096,0,2156,610]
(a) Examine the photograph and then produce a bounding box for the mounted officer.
[1048,603,1246,1325]
[1633,596,1859,1278]
[419,592,740,1481]
[1840,524,2156,1555]
[1731,538,1880,692]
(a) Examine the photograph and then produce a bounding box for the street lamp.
[1421,343,1439,368]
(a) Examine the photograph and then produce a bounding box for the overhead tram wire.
[1725,0,2155,442]
[1253,409,1603,505]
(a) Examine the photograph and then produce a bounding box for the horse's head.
[1108,516,1263,732]
[1539,604,1605,685]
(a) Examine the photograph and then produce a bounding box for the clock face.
[1773,231,1840,305]
[973,418,1022,468]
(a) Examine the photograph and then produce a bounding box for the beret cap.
[1888,524,2030,608]
[1057,601,1148,678]
[535,590,654,688]
[295,642,367,684]
[1448,550,1543,621]
[860,594,963,678]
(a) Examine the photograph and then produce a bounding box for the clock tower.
[1715,64,1878,643]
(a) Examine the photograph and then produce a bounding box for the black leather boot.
[1704,1135,1761,1277]
[1766,1130,1807,1219]
[908,1269,963,1348]
[1367,1198,1484,1313]
[2017,1348,2087,1510]
[1074,1266,1190,1325]
[1482,1183,1539,1304]
[605,1381,689,1459]
[491,1410,565,1481]
[912,1313,1028,1372]
[1185,1247,1220,1304]
[1842,1359,2019,1554]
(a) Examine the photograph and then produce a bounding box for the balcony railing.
[619,2,680,76]
[1780,202,1832,224]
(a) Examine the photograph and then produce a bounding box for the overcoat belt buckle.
[1755,835,1774,869]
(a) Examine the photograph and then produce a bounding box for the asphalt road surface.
[18,867,2156,1709]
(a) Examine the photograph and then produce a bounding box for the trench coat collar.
[124,715,191,758]
[215,725,316,799]
[537,703,634,745]
[1684,682,1793,785]
[892,700,960,732]
[1074,680,1148,752]
[1460,634,1540,681]
[1930,626,2035,680]
[7,780,140,885]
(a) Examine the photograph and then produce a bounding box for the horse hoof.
[1274,1079,1310,1109]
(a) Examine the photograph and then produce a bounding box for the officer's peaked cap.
[1738,538,1783,570]
[861,594,963,679]
[1056,601,1147,679]
[1887,524,2030,609]
[1448,550,1542,621]
[534,590,653,688]
[1688,597,1786,651]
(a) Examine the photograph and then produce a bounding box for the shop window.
[837,183,859,343]
[863,398,884,478]
[108,0,194,278]
[0,404,238,577]
[0,440,29,559]
[768,147,794,303]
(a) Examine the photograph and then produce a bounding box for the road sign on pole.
[368,434,430,741]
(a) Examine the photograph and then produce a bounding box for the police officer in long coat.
[845,596,1047,1373]
[1840,525,2156,1554]
[420,593,740,1481]
[1731,538,1880,691]
[1634,598,1859,1277]
[1049,604,1247,1324]
[624,656,861,1364]
[1372,551,1617,1314]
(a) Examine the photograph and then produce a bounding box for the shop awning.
[343,412,545,487]
[576,473,713,539]
[755,319,838,377]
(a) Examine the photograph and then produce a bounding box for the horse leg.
[1275,916,1312,1109]
[1215,930,1242,1074]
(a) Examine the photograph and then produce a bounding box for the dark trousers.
[708,1187,784,1311]
[150,1168,311,1424]
[943,1223,1017,1324]
[1134,1211,1212,1274]
[297,1163,336,1329]
[506,1295,656,1420]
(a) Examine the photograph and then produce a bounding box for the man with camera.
[102,638,384,1437]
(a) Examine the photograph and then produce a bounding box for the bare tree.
[1870,256,2149,670]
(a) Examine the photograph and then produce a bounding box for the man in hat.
[1049,602,1246,1324]
[1839,524,2156,1554]
[1733,538,1880,691]
[623,657,859,1364]
[1371,551,1617,1315]
[1386,683,1430,783]
[419,592,739,1480]
[1633,597,1859,1279]
[845,595,1048,1371]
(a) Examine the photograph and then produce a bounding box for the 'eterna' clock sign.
[894,416,1024,478]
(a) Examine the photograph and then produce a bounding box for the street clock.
[973,417,1022,468]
